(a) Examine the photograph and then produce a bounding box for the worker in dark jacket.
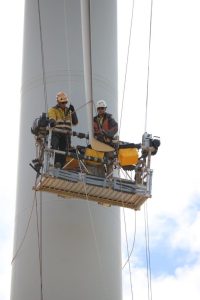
[93,100,118,177]
[48,91,78,168]
[94,100,118,145]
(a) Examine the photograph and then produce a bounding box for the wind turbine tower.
[11,0,121,300]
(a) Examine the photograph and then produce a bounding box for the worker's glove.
[96,133,105,142]
[69,104,75,112]
[77,132,85,139]
[49,119,56,127]
[102,130,113,138]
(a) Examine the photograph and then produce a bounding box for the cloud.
[122,261,200,300]
[170,204,200,254]
[153,263,200,300]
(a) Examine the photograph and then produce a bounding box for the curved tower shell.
[11,1,121,300]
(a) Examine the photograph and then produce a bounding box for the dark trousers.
[51,133,71,167]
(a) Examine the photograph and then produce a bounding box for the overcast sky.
[1,1,200,300]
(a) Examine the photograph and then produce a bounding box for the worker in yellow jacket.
[48,91,78,168]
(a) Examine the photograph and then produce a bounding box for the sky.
[0,0,200,300]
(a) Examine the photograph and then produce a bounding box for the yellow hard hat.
[56,91,69,103]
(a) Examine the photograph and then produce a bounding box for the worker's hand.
[78,132,85,139]
[49,119,56,127]
[102,130,113,138]
[96,133,105,142]
[69,104,75,112]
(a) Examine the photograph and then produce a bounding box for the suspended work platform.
[34,168,151,210]
[31,116,160,210]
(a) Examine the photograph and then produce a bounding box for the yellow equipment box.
[118,148,139,166]
[85,148,104,165]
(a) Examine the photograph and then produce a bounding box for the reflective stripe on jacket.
[48,105,78,130]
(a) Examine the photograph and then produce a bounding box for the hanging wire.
[143,2,154,296]
[122,210,137,270]
[122,208,134,300]
[75,100,93,113]
[35,192,44,300]
[88,0,94,101]
[75,149,103,269]
[63,0,72,98]
[11,178,38,264]
[75,149,110,299]
[119,0,135,137]
[144,0,154,132]
[144,202,152,300]
[37,0,48,112]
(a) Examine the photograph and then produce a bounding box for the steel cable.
[11,177,38,264]
[144,0,154,132]
[119,0,135,138]
[144,202,153,300]
[37,0,48,112]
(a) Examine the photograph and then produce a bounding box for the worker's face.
[97,107,106,116]
[59,101,67,108]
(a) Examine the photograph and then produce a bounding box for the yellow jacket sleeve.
[48,107,57,121]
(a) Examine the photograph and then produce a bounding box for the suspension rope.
[144,0,154,132]
[75,148,103,270]
[122,210,137,270]
[75,100,93,113]
[63,0,72,97]
[75,148,111,299]
[88,0,94,102]
[37,0,48,112]
[11,177,38,264]
[122,208,134,300]
[119,0,135,137]
[144,202,152,300]
[35,192,44,300]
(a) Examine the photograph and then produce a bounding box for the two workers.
[48,91,118,174]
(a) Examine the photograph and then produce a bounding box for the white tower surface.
[11,1,121,300]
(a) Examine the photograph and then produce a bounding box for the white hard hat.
[56,91,69,103]
[96,100,107,108]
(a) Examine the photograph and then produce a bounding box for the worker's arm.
[69,104,78,125]
[48,107,57,127]
[103,116,118,138]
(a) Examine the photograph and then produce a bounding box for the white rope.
[122,208,134,300]
[144,202,153,300]
[63,0,72,98]
[35,192,44,300]
[119,0,135,138]
[122,210,137,270]
[37,0,48,113]
[144,0,154,132]
[11,178,38,264]
[75,149,102,266]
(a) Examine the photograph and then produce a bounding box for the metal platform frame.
[32,128,154,210]
[34,168,152,210]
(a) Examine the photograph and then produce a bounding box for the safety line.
[122,207,134,300]
[75,148,110,299]
[88,0,94,101]
[144,202,152,300]
[75,100,93,113]
[37,0,48,113]
[144,0,154,132]
[122,210,137,270]
[63,0,72,98]
[36,192,44,300]
[11,179,38,264]
[75,149,103,270]
[119,0,135,138]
